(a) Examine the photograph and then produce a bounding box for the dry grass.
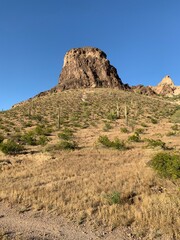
[0,89,179,239]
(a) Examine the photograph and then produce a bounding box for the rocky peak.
[157,75,175,87]
[151,75,180,96]
[57,47,127,90]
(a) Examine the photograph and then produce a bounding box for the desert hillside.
[0,88,180,239]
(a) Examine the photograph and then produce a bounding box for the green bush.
[171,109,180,123]
[107,111,118,121]
[112,138,127,150]
[149,152,180,179]
[57,140,78,150]
[21,131,37,146]
[120,127,129,133]
[145,138,166,149]
[128,133,141,142]
[23,121,33,128]
[171,124,179,131]
[21,127,50,146]
[151,118,158,124]
[37,135,49,146]
[0,140,24,155]
[0,134,4,143]
[105,191,121,205]
[30,115,43,122]
[35,125,52,136]
[166,131,176,136]
[135,128,145,134]
[103,122,112,131]
[98,135,112,147]
[98,135,127,150]
[141,122,148,127]
[58,128,73,140]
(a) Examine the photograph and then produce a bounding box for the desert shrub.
[81,123,90,129]
[107,111,118,121]
[149,152,180,179]
[58,128,73,140]
[98,135,112,147]
[0,134,4,143]
[34,125,52,136]
[37,135,49,146]
[11,133,23,142]
[103,122,112,131]
[171,109,180,123]
[21,131,37,146]
[145,138,166,149]
[141,122,148,127]
[98,135,127,150]
[105,191,121,205]
[112,138,127,150]
[166,131,176,136]
[171,124,178,131]
[128,132,141,142]
[30,114,43,122]
[150,118,158,124]
[135,128,145,134]
[0,140,24,155]
[57,140,78,150]
[14,127,21,132]
[23,121,33,128]
[21,127,50,146]
[120,127,129,133]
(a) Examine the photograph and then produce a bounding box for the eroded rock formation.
[57,47,127,90]
[132,85,156,96]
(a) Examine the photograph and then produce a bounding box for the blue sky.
[0,0,180,110]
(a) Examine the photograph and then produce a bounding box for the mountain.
[0,48,180,239]
[12,48,180,110]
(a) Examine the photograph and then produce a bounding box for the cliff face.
[57,47,127,90]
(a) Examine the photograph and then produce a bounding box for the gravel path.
[0,202,135,240]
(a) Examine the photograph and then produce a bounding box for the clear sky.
[0,0,180,110]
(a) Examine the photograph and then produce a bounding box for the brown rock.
[132,85,156,96]
[57,47,127,90]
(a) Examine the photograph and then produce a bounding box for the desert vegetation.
[0,88,179,239]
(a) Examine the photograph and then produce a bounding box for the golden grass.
[0,146,179,238]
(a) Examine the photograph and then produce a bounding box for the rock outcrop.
[132,85,156,96]
[57,47,127,90]
[151,75,180,96]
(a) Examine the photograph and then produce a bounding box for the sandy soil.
[0,202,135,240]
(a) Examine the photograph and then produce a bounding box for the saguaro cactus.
[116,102,120,119]
[57,107,61,129]
[124,103,129,126]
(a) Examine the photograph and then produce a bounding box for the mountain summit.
[152,75,180,96]
[157,75,175,87]
[57,47,127,90]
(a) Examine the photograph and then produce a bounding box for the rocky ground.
[0,202,135,240]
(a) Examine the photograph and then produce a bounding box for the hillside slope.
[0,89,179,239]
